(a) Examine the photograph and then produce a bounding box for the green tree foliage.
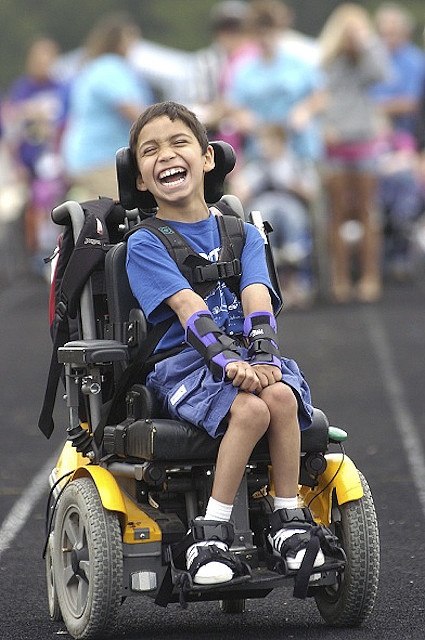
[0,0,219,91]
[0,0,424,92]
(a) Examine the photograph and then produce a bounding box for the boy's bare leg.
[211,392,270,505]
[259,383,326,570]
[186,392,270,585]
[260,383,301,498]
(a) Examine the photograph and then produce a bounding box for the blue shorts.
[147,347,313,438]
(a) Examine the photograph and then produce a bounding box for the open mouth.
[158,167,187,187]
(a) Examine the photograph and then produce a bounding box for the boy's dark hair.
[129,101,209,160]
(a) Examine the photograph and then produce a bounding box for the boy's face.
[135,116,214,210]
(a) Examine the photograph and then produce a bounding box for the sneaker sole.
[193,572,234,585]
[286,549,325,571]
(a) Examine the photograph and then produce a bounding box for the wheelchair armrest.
[58,340,129,365]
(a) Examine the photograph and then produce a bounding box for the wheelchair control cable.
[42,470,73,558]
[306,443,346,510]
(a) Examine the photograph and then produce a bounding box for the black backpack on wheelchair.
[42,141,380,640]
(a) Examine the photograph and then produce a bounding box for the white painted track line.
[0,453,58,561]
[364,305,425,515]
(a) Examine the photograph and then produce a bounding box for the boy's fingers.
[226,362,260,391]
[253,364,282,386]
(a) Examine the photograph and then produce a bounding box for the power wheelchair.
[44,141,380,639]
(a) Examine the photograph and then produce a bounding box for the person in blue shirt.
[126,101,325,586]
[370,2,425,138]
[369,3,425,279]
[225,0,326,163]
[61,12,153,200]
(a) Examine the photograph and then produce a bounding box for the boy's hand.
[252,364,282,389]
[225,361,261,393]
[225,362,282,392]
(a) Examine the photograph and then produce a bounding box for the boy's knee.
[230,392,270,429]
[261,382,297,414]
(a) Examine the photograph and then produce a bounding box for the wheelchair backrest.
[105,241,148,345]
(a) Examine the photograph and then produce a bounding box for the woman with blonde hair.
[319,3,390,302]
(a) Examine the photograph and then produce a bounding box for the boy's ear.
[136,173,149,192]
[204,144,215,174]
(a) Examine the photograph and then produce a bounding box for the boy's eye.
[141,147,156,156]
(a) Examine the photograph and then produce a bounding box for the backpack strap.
[38,198,114,438]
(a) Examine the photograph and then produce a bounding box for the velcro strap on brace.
[185,310,242,380]
[243,311,281,369]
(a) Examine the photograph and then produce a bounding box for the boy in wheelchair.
[125,101,331,586]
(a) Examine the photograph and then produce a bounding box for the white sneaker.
[186,540,234,585]
[269,527,325,571]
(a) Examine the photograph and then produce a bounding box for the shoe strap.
[269,507,313,536]
[187,544,243,581]
[191,519,235,546]
[273,529,311,556]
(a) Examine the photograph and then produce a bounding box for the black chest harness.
[125,203,246,298]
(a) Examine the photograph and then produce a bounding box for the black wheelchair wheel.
[45,532,62,622]
[313,471,380,627]
[52,477,123,639]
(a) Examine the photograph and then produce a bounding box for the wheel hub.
[71,546,88,577]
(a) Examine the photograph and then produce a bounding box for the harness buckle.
[192,258,242,284]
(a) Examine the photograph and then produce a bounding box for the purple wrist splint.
[185,310,242,380]
[243,311,281,369]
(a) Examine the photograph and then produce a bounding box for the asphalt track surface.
[1,273,425,640]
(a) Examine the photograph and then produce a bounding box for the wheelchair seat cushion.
[103,408,329,462]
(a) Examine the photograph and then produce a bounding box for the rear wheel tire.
[314,471,380,626]
[52,477,123,639]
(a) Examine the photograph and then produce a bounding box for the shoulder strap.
[214,210,245,265]
[133,215,203,273]
[211,203,246,295]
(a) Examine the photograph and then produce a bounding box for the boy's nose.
[158,145,176,161]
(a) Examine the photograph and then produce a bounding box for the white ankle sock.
[273,496,298,511]
[204,497,233,522]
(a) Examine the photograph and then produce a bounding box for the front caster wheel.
[45,532,62,622]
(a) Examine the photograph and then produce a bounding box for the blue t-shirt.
[126,213,280,351]
[229,50,324,161]
[370,43,425,134]
[62,54,153,172]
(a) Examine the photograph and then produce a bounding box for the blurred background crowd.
[1,0,425,309]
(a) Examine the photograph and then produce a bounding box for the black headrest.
[116,140,236,210]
